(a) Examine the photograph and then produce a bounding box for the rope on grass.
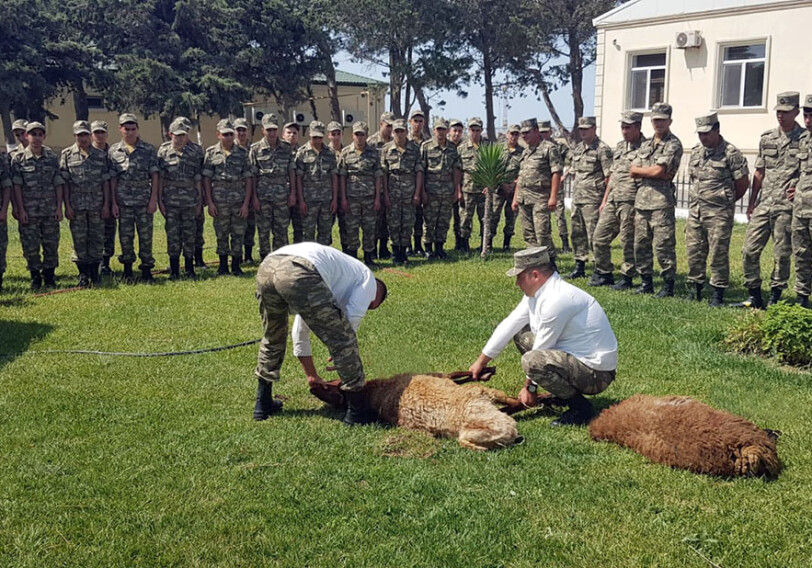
[0,338,261,359]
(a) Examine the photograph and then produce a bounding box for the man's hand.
[18,208,29,225]
[383,193,391,210]
[468,353,492,380]
[519,386,539,408]
[101,205,110,220]
[412,192,421,206]
[208,203,218,218]
[65,205,75,220]
[111,202,120,218]
[547,195,557,211]
[298,201,307,216]
[787,187,796,202]
[239,203,249,219]
[746,203,755,221]
[54,206,63,222]
[147,199,157,215]
[288,193,297,208]
[252,197,261,212]
[306,375,327,388]
[330,199,338,215]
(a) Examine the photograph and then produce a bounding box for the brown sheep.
[588,395,782,478]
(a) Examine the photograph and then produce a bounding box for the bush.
[724,302,812,367]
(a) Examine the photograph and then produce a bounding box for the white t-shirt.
[482,272,618,371]
[271,243,377,356]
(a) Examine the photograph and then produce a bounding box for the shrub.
[724,302,812,367]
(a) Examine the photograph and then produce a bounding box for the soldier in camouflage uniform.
[327,121,345,249]
[234,117,257,264]
[458,117,488,252]
[295,121,338,248]
[11,122,65,290]
[249,113,296,259]
[589,111,645,290]
[792,95,812,308]
[339,121,385,267]
[0,147,12,292]
[91,120,117,276]
[490,123,522,251]
[512,118,562,261]
[60,120,111,287]
[382,118,424,265]
[284,122,304,244]
[368,112,395,260]
[540,121,571,253]
[109,113,160,283]
[630,102,683,298]
[447,118,465,250]
[203,119,252,276]
[568,116,612,279]
[409,109,430,256]
[168,117,207,268]
[420,118,462,260]
[10,119,28,161]
[158,118,204,280]
[685,113,750,307]
[737,92,804,308]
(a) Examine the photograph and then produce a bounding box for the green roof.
[313,70,387,87]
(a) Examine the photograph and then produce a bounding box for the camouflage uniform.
[339,143,382,252]
[458,137,486,242]
[203,142,252,256]
[382,137,423,247]
[409,127,431,248]
[60,143,109,265]
[250,136,295,255]
[554,141,570,248]
[235,119,257,259]
[515,137,562,254]
[11,147,65,271]
[297,141,338,245]
[0,151,12,281]
[158,140,203,259]
[490,141,522,244]
[109,138,159,269]
[793,128,812,297]
[92,141,117,262]
[368,126,393,254]
[421,136,461,246]
[570,133,612,262]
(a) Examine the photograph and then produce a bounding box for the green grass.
[1,215,811,567]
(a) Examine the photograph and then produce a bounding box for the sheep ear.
[764,429,782,441]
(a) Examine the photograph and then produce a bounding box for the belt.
[212,180,244,190]
[118,179,152,189]
[348,174,374,183]
[163,179,197,188]
[71,183,104,192]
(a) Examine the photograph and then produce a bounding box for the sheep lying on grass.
[588,394,782,478]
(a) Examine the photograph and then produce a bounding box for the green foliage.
[722,310,766,357]
[470,143,510,191]
[724,302,812,367]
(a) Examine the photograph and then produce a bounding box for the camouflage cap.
[520,118,539,133]
[309,120,326,137]
[620,111,644,124]
[262,113,279,129]
[650,102,673,119]
[233,117,249,130]
[216,118,235,133]
[775,91,800,111]
[392,118,408,131]
[804,94,812,111]
[538,120,552,132]
[26,121,46,134]
[468,117,483,128]
[508,123,521,133]
[90,120,108,133]
[327,120,343,132]
[176,116,192,129]
[409,109,425,119]
[169,118,189,135]
[72,120,91,135]
[379,111,395,125]
[448,118,463,128]
[283,121,299,131]
[11,119,28,132]
[506,246,550,277]
[434,118,449,130]
[352,121,369,135]
[577,116,596,129]
[695,112,719,133]
[118,112,139,125]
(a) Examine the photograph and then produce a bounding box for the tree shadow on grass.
[0,320,55,372]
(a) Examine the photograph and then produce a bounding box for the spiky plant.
[470,143,511,258]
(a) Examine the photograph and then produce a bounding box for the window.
[719,43,765,108]
[628,52,666,111]
[86,96,105,110]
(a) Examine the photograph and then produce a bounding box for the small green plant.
[723,310,766,356]
[471,143,511,258]
[724,302,812,367]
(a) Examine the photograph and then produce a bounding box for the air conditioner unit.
[291,110,314,125]
[342,109,366,125]
[246,106,283,126]
[675,31,702,49]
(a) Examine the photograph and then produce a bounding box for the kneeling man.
[254,242,387,425]
[469,246,617,425]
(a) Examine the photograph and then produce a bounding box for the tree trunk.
[73,82,89,121]
[1,101,13,146]
[483,48,496,141]
[481,189,493,259]
[306,84,318,120]
[160,115,172,142]
[389,48,403,117]
[568,26,584,142]
[414,86,431,137]
[539,81,571,141]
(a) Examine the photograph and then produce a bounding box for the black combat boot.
[435,242,448,259]
[30,269,43,291]
[89,261,101,285]
[140,265,155,283]
[611,274,634,291]
[243,245,254,265]
[694,282,703,301]
[588,271,614,287]
[122,262,135,283]
[655,279,674,298]
[549,257,558,274]
[459,239,470,253]
[0,274,3,292]
[217,255,230,275]
[343,390,378,426]
[342,247,357,259]
[503,235,512,251]
[768,287,783,306]
[423,242,433,259]
[184,256,197,280]
[799,294,810,309]
[168,256,181,281]
[634,274,654,294]
[412,237,424,257]
[231,255,243,276]
[42,268,57,289]
[733,287,764,309]
[709,286,725,308]
[551,394,594,426]
[100,255,113,276]
[378,240,391,260]
[253,378,283,421]
[77,263,90,288]
[363,251,379,268]
[392,246,404,266]
[568,260,586,279]
[454,235,464,251]
[195,248,206,268]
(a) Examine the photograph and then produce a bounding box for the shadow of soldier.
[0,320,55,372]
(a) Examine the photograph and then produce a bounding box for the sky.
[334,53,596,131]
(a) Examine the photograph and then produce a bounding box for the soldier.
[284,121,304,244]
[568,116,613,279]
[327,121,346,249]
[249,113,296,258]
[457,117,488,252]
[235,117,257,264]
[511,118,562,262]
[540,121,571,253]
[792,94,812,308]
[368,111,395,260]
[339,121,385,267]
[91,120,117,275]
[381,118,423,265]
[203,119,252,275]
[0,145,12,291]
[408,109,430,256]
[158,118,204,280]
[589,111,646,290]
[448,118,465,249]
[11,122,65,289]
[10,119,29,160]
[489,123,522,251]
[630,102,683,297]
[685,112,750,306]
[419,118,462,259]
[171,116,207,268]
[109,113,159,283]
[296,120,338,247]
[60,120,111,287]
[737,92,804,308]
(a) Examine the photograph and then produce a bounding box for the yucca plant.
[470,143,511,258]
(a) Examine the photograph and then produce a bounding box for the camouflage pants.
[103,216,116,257]
[194,215,205,252]
[792,215,812,296]
[387,197,416,247]
[423,192,454,244]
[255,254,365,391]
[19,215,60,271]
[290,206,303,244]
[685,205,734,288]
[256,199,290,258]
[414,204,424,240]
[345,197,377,252]
[213,200,247,256]
[337,209,349,250]
[118,205,154,269]
[634,207,676,280]
[70,209,104,264]
[742,204,792,290]
[570,203,601,262]
[301,200,334,246]
[164,205,196,258]
[490,192,516,239]
[245,210,256,248]
[592,201,636,277]
[556,199,569,242]
[514,326,615,399]
[460,191,485,240]
[518,201,558,256]
[376,207,389,246]
[452,200,462,239]
[0,221,7,275]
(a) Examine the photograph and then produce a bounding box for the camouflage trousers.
[570,203,601,262]
[345,197,377,252]
[792,215,812,296]
[556,199,569,242]
[414,204,424,240]
[164,205,196,258]
[452,200,462,240]
[490,192,516,239]
[376,207,389,246]
[19,215,61,271]
[213,200,247,256]
[514,326,615,399]
[118,206,154,269]
[245,210,256,249]
[302,200,334,246]
[0,221,7,275]
[388,197,416,247]
[634,207,676,280]
[255,254,365,391]
[742,204,792,290]
[460,191,485,240]
[423,192,454,244]
[194,215,205,253]
[103,216,116,257]
[518,201,558,256]
[70,209,104,264]
[290,206,303,244]
[256,199,291,258]
[592,201,636,277]
[685,205,734,288]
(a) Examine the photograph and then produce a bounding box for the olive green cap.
[409,109,424,119]
[468,117,483,128]
[506,247,550,277]
[393,119,408,131]
[448,118,463,128]
[775,91,800,111]
[118,113,139,125]
[233,117,249,130]
[520,118,539,133]
[508,124,521,133]
[327,121,343,132]
[12,119,28,132]
[216,118,235,133]
[262,113,279,129]
[73,120,91,135]
[434,118,449,130]
[577,116,596,129]
[169,118,189,135]
[538,120,552,132]
[309,120,326,137]
[26,121,46,134]
[352,121,369,135]
[379,112,395,125]
[695,112,719,133]
[90,120,108,133]
[650,102,673,119]
[620,111,644,124]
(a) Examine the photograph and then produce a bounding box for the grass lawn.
[1,215,811,567]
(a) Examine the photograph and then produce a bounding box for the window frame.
[626,48,669,113]
[714,37,771,113]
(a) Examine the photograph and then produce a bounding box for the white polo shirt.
[271,243,377,357]
[482,272,618,371]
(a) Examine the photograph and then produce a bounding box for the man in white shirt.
[469,246,617,425]
[254,242,388,425]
